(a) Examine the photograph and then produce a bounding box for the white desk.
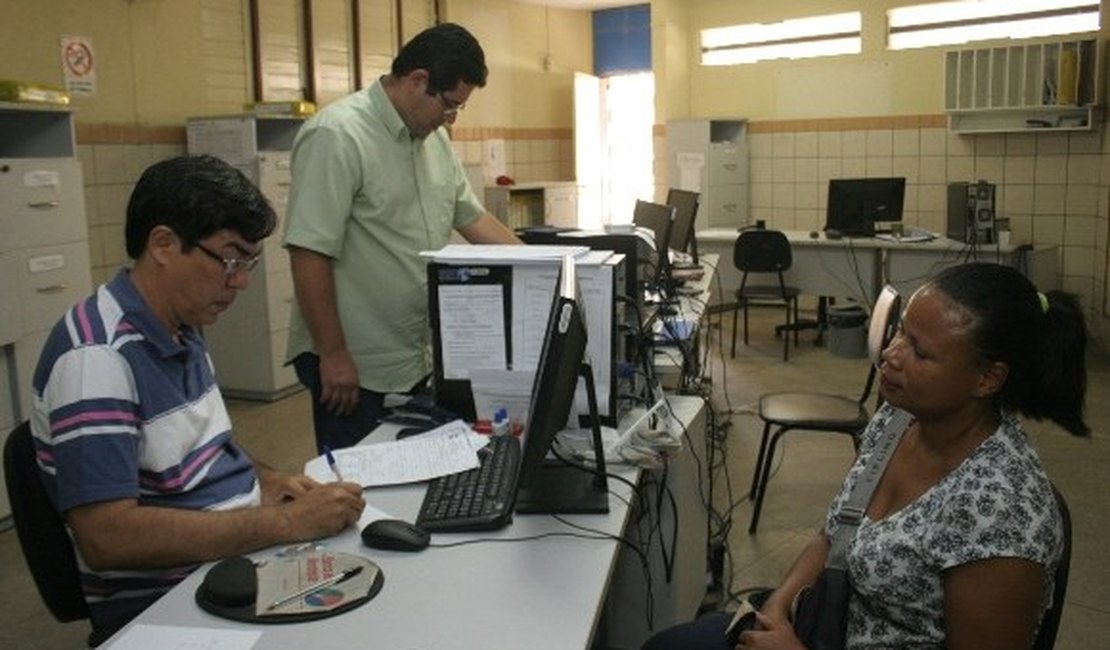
[697,228,1058,306]
[101,397,709,650]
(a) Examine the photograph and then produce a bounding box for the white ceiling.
[511,0,639,10]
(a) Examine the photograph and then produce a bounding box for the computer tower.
[947,181,996,244]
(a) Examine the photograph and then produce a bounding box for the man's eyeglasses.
[195,243,261,277]
[437,92,466,116]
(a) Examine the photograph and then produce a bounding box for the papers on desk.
[103,624,261,650]
[303,420,489,487]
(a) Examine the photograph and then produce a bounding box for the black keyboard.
[416,434,521,532]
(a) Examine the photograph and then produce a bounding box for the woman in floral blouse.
[645,262,1088,650]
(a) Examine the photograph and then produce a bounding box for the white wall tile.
[1004,157,1035,184]
[1066,185,1100,216]
[772,132,796,158]
[93,145,129,184]
[947,156,974,181]
[818,131,842,158]
[893,129,919,156]
[1069,131,1101,154]
[866,130,893,157]
[919,156,946,184]
[975,156,1004,182]
[976,134,1006,156]
[1036,132,1069,155]
[865,157,893,176]
[1003,184,1035,218]
[892,156,920,182]
[749,133,773,159]
[1033,184,1067,216]
[1005,133,1037,156]
[1067,154,1101,185]
[1035,155,1068,184]
[920,128,946,156]
[795,158,817,183]
[842,131,867,157]
[795,132,818,157]
[772,158,795,183]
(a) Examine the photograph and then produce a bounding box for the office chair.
[728,229,815,362]
[747,285,901,534]
[3,421,110,646]
[1033,483,1072,650]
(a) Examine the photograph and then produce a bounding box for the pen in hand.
[266,565,364,611]
[323,445,344,482]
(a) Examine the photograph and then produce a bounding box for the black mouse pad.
[196,552,384,624]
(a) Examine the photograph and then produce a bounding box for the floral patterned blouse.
[825,404,1063,648]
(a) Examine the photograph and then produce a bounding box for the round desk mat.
[195,552,384,624]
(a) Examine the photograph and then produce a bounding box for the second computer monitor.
[825,177,906,237]
[632,199,676,292]
[515,255,608,515]
[665,189,700,263]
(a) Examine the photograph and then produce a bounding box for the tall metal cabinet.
[1,103,93,518]
[186,115,304,401]
[666,119,749,229]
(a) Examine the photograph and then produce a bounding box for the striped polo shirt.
[30,269,260,620]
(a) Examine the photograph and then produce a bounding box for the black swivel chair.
[4,421,111,646]
[1033,483,1072,650]
[729,229,815,362]
[747,285,901,534]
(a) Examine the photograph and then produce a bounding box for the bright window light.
[888,0,1099,50]
[701,12,861,66]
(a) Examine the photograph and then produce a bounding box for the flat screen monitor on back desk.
[632,199,677,296]
[825,177,906,237]
[665,189,700,265]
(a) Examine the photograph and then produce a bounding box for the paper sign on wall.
[60,35,96,97]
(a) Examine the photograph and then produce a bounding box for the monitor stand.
[515,363,610,515]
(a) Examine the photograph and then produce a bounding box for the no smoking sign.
[60,35,96,97]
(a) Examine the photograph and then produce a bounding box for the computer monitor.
[632,199,676,294]
[665,189,700,264]
[825,177,906,237]
[515,255,609,515]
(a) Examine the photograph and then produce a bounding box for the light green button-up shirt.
[283,80,484,392]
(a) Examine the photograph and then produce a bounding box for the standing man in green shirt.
[284,23,520,453]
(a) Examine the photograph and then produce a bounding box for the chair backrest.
[733,229,793,274]
[3,421,90,623]
[1033,483,1072,650]
[859,285,901,406]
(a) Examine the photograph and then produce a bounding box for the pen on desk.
[323,445,344,482]
[266,565,364,611]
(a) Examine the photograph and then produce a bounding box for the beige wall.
[3,0,588,284]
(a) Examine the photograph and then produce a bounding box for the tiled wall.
[77,141,187,285]
[649,117,1110,344]
[450,128,575,184]
[75,128,574,285]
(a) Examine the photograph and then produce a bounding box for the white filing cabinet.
[186,115,303,401]
[0,102,93,520]
[667,120,749,229]
[484,182,580,230]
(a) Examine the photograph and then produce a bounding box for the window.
[888,0,1099,50]
[700,12,861,66]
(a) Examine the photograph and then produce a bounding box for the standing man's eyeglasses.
[437,92,467,117]
[195,243,262,277]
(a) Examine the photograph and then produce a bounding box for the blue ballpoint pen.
[323,445,344,482]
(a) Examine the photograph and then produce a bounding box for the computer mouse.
[809,230,819,239]
[825,228,843,240]
[360,519,430,552]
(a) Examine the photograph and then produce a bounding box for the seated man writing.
[30,155,365,637]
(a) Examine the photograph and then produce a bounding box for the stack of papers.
[303,420,490,487]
